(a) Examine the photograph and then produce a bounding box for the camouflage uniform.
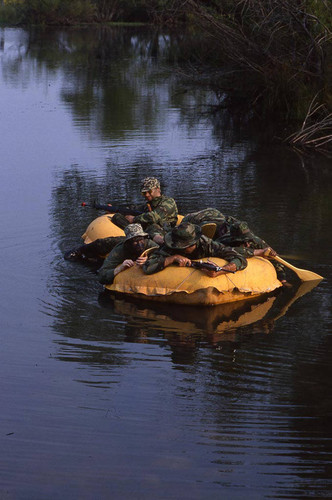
[183,208,286,281]
[112,177,178,240]
[78,235,125,258]
[98,224,158,284]
[183,208,262,245]
[182,208,227,227]
[142,222,248,275]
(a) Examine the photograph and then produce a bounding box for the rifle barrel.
[82,202,142,216]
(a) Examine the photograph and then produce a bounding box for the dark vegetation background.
[1,0,331,154]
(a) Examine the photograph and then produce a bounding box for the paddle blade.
[274,255,324,281]
[141,246,157,258]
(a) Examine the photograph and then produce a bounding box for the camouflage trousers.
[82,236,125,257]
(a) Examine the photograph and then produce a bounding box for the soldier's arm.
[208,239,248,271]
[134,198,178,227]
[142,247,173,275]
[98,247,126,284]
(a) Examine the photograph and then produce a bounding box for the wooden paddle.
[264,250,324,281]
[140,246,157,258]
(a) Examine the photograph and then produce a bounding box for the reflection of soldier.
[112,177,178,244]
[183,208,287,283]
[98,224,158,285]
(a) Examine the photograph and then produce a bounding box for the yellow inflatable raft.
[82,214,184,243]
[82,214,125,243]
[82,215,282,306]
[105,257,282,305]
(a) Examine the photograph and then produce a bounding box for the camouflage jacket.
[183,208,286,280]
[142,235,249,275]
[98,239,158,285]
[134,195,178,231]
[183,208,267,247]
[183,208,226,226]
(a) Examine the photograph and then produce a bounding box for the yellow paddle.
[140,246,157,258]
[264,250,324,281]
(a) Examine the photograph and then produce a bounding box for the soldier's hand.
[135,256,147,266]
[254,247,277,258]
[172,255,192,267]
[114,259,135,277]
[125,215,135,223]
[122,259,135,269]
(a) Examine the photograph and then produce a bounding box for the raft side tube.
[105,257,282,306]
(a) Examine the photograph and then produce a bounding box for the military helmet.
[124,224,148,241]
[140,177,160,192]
[164,222,201,249]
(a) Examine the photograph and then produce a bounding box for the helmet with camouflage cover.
[140,177,161,193]
[164,222,202,249]
[124,224,148,241]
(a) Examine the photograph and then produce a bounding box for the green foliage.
[0,2,24,24]
[0,0,96,25]
[0,0,185,25]
[92,0,148,22]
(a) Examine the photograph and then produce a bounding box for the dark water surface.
[0,26,331,499]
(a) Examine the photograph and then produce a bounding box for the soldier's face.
[129,237,146,255]
[142,188,160,202]
[184,244,197,254]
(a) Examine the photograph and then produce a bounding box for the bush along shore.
[1,0,331,155]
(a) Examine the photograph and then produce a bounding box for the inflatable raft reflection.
[99,279,322,343]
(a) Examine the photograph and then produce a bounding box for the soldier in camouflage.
[182,208,287,283]
[98,224,158,285]
[64,176,177,262]
[112,177,178,244]
[64,234,125,262]
[142,222,275,276]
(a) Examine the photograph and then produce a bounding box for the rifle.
[187,260,236,273]
[81,201,142,216]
